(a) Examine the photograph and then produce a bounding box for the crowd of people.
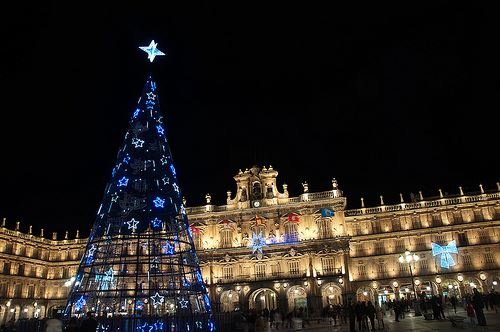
[0,289,498,331]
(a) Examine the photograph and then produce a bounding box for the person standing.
[393,300,401,322]
[466,302,476,327]
[450,295,457,314]
[375,303,385,329]
[80,311,98,332]
[348,302,356,332]
[366,301,376,331]
[472,288,487,326]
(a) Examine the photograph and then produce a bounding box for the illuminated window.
[271,263,281,276]
[284,223,299,242]
[288,261,300,276]
[193,232,203,249]
[418,259,428,271]
[357,265,366,277]
[222,266,233,280]
[462,255,472,267]
[318,219,332,238]
[485,253,494,264]
[322,257,336,273]
[255,264,266,278]
[220,229,233,248]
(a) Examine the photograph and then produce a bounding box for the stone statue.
[302,181,309,193]
[332,178,338,189]
[205,193,211,204]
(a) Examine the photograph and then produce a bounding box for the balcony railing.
[345,191,500,217]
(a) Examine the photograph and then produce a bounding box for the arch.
[248,288,278,311]
[441,279,461,299]
[415,280,438,298]
[375,284,396,305]
[356,287,374,302]
[321,283,342,306]
[463,277,483,294]
[220,290,240,312]
[287,285,307,311]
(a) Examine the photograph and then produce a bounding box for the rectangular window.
[255,264,266,278]
[377,263,387,278]
[193,233,203,249]
[28,285,35,298]
[288,261,300,276]
[0,284,7,297]
[285,223,299,242]
[222,266,233,280]
[220,229,233,248]
[3,262,11,274]
[395,240,405,252]
[457,232,469,246]
[322,257,336,273]
[357,265,366,277]
[271,263,280,276]
[462,255,472,267]
[485,253,494,264]
[473,209,484,222]
[399,263,407,273]
[14,284,22,298]
[478,231,489,244]
[419,259,428,271]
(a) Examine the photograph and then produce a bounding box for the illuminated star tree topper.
[139,40,166,62]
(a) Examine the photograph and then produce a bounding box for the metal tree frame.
[64,76,214,331]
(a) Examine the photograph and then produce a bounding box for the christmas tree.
[65,41,214,331]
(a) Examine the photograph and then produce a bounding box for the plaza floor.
[262,308,499,332]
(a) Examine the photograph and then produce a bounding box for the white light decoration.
[431,240,458,269]
[131,138,145,148]
[249,231,267,254]
[150,292,165,306]
[146,92,156,100]
[126,218,140,232]
[178,298,189,309]
[139,40,166,62]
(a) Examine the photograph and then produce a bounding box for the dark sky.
[0,2,498,237]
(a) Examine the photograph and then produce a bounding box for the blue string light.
[153,197,165,208]
[117,176,129,187]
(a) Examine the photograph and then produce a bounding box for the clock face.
[253,201,261,208]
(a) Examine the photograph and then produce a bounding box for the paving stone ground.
[262,307,499,332]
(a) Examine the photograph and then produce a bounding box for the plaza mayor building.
[0,165,499,323]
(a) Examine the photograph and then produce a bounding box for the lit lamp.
[371,282,378,290]
[479,272,486,281]
[457,275,464,283]
[392,281,399,288]
[436,277,442,284]
[398,249,421,315]
[338,277,343,284]
[414,279,421,286]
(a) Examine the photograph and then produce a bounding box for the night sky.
[0,2,498,237]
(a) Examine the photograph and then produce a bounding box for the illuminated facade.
[1,165,499,323]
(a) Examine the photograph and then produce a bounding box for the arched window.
[252,182,262,200]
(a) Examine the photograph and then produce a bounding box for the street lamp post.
[399,249,422,316]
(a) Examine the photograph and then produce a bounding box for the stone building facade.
[0,165,499,323]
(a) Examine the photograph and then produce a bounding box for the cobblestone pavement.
[263,308,499,332]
